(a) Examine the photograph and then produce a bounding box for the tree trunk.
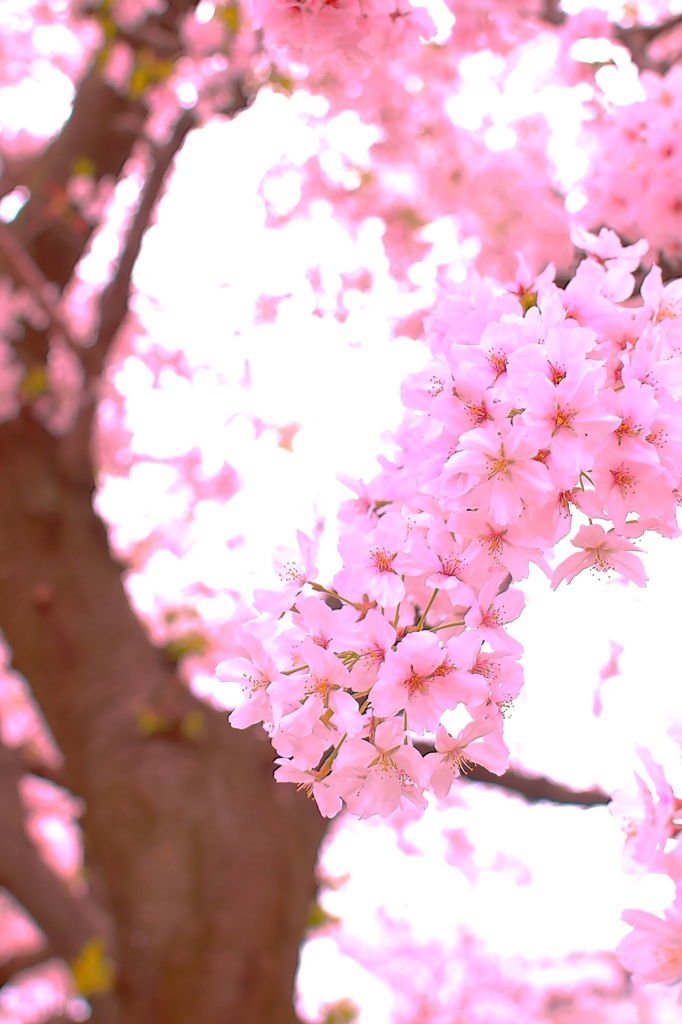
[0,409,328,1023]
[0,6,328,1019]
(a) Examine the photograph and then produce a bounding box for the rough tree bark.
[0,5,328,1023]
[0,403,328,1024]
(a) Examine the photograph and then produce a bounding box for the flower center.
[406,670,428,695]
[611,464,634,495]
[371,547,396,573]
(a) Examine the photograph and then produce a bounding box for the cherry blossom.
[369,631,459,733]
[551,524,649,589]
[333,719,430,818]
[218,632,285,729]
[609,747,678,872]
[426,718,509,799]
[617,900,682,998]
[253,529,319,614]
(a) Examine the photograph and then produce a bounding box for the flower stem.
[310,582,364,611]
[416,588,439,630]
[430,619,465,632]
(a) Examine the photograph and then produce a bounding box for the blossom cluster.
[247,0,435,77]
[580,66,682,269]
[221,226,682,821]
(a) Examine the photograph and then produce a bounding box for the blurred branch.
[6,0,204,286]
[539,0,565,27]
[0,4,328,1021]
[0,224,81,351]
[86,68,253,380]
[83,108,196,380]
[0,739,115,966]
[614,13,682,71]
[463,762,610,806]
[21,759,70,791]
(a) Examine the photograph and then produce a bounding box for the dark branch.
[463,762,610,806]
[0,224,81,350]
[21,759,70,791]
[83,109,196,381]
[0,740,114,961]
[614,13,682,72]
[539,0,565,27]
[413,741,610,805]
[86,70,253,379]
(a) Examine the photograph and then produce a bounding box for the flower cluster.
[580,66,682,269]
[220,227,682,820]
[247,0,435,77]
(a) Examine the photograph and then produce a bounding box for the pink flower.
[617,897,682,997]
[270,638,363,737]
[592,455,677,534]
[641,263,682,323]
[404,520,474,605]
[273,700,340,769]
[219,634,283,729]
[570,226,647,271]
[447,507,550,585]
[273,761,343,818]
[519,370,619,480]
[334,719,429,818]
[336,608,397,688]
[426,718,509,798]
[335,512,409,608]
[290,596,357,653]
[440,421,554,525]
[370,631,457,733]
[609,747,677,872]
[463,573,525,655]
[253,531,318,615]
[551,524,648,589]
[441,630,491,707]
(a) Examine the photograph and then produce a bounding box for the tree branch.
[463,762,610,806]
[0,740,122,1022]
[85,69,252,380]
[0,224,81,351]
[413,741,610,805]
[20,758,70,791]
[614,13,682,72]
[0,740,115,962]
[82,109,196,381]
[539,0,565,27]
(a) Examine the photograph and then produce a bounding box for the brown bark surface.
[0,409,327,1024]
[0,6,328,1022]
